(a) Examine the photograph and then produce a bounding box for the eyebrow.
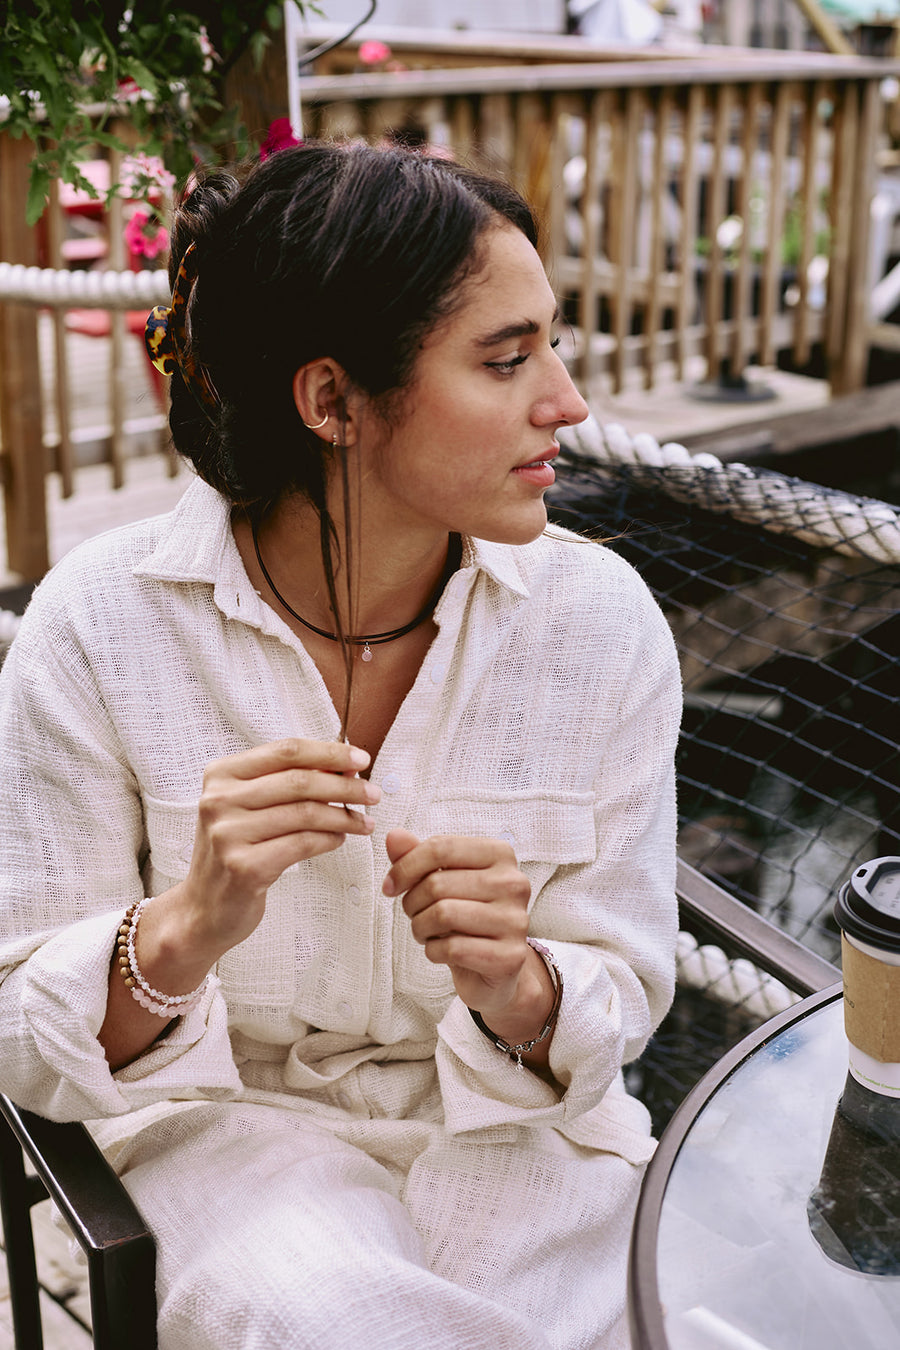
[474,304,561,349]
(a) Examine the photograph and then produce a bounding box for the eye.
[484,353,529,377]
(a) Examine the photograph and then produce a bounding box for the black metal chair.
[0,1094,157,1349]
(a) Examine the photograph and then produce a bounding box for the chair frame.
[0,1093,156,1350]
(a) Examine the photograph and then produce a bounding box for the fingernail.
[382,876,395,896]
[349,747,371,769]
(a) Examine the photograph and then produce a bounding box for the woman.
[0,144,681,1349]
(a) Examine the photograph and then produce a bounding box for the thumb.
[385,827,421,865]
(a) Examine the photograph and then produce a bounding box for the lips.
[515,444,558,471]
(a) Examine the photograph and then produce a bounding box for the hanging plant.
[0,1,312,224]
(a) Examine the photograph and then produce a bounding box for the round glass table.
[629,984,900,1350]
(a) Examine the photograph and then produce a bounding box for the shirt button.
[498,830,516,846]
[381,773,401,794]
[348,885,361,906]
[430,663,446,684]
[337,1000,353,1019]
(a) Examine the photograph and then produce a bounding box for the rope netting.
[552,419,899,1127]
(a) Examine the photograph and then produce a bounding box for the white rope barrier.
[560,415,900,565]
[0,262,170,311]
[676,931,799,1021]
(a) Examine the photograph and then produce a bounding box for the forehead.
[432,225,556,345]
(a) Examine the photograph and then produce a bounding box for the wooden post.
[731,83,763,375]
[839,78,881,393]
[0,131,49,580]
[676,84,704,382]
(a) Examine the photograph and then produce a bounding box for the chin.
[476,504,548,546]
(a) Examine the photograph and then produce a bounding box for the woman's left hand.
[383,828,551,1037]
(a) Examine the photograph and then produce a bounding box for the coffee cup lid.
[834,857,900,953]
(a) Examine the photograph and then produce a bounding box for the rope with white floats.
[559,415,900,565]
[676,930,800,1021]
[0,262,170,311]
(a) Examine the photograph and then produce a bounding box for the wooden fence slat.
[731,83,764,375]
[578,90,608,391]
[793,80,827,368]
[644,86,673,390]
[704,83,733,376]
[449,94,476,162]
[759,82,794,370]
[840,78,882,393]
[826,80,858,372]
[547,93,580,281]
[106,145,127,491]
[611,88,641,394]
[45,176,75,499]
[676,84,704,382]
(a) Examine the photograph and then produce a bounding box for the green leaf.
[121,57,159,99]
[26,165,52,227]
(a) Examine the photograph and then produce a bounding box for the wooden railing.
[297,52,898,400]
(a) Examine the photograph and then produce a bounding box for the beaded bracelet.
[117,898,209,1019]
[469,938,563,1071]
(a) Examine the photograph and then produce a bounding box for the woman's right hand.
[176,738,380,961]
[101,739,378,1069]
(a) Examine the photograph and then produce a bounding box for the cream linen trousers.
[103,1096,639,1350]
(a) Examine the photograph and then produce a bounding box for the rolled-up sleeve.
[434,571,681,1156]
[0,596,241,1120]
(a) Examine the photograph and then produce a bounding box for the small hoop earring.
[302,411,329,430]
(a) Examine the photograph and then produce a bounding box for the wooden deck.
[0,1201,92,1348]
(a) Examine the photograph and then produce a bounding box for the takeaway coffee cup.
[833,856,900,1097]
[807,857,900,1275]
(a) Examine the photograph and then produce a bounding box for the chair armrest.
[0,1094,151,1254]
[676,858,840,997]
[0,1093,157,1349]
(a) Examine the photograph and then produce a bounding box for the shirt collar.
[135,477,531,604]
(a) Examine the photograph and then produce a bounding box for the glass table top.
[657,997,900,1350]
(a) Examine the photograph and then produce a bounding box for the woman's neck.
[236,493,456,640]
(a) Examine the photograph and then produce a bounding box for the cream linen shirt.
[0,476,680,1161]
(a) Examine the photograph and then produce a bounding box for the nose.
[534,353,589,429]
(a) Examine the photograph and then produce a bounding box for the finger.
[409,895,529,945]
[383,834,514,898]
[208,739,370,783]
[385,828,421,865]
[209,800,376,849]
[422,933,526,981]
[257,801,376,842]
[215,767,381,813]
[400,865,528,919]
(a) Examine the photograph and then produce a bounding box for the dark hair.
[167,142,538,514]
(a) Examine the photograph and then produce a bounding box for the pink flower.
[359,40,391,66]
[260,118,302,161]
[124,208,169,261]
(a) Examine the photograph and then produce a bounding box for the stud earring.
[302,411,329,430]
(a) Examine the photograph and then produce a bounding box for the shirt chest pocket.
[142,794,301,1010]
[415,791,597,890]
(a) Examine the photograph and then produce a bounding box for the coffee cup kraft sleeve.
[842,936,900,1063]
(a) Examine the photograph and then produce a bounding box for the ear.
[292,358,362,445]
